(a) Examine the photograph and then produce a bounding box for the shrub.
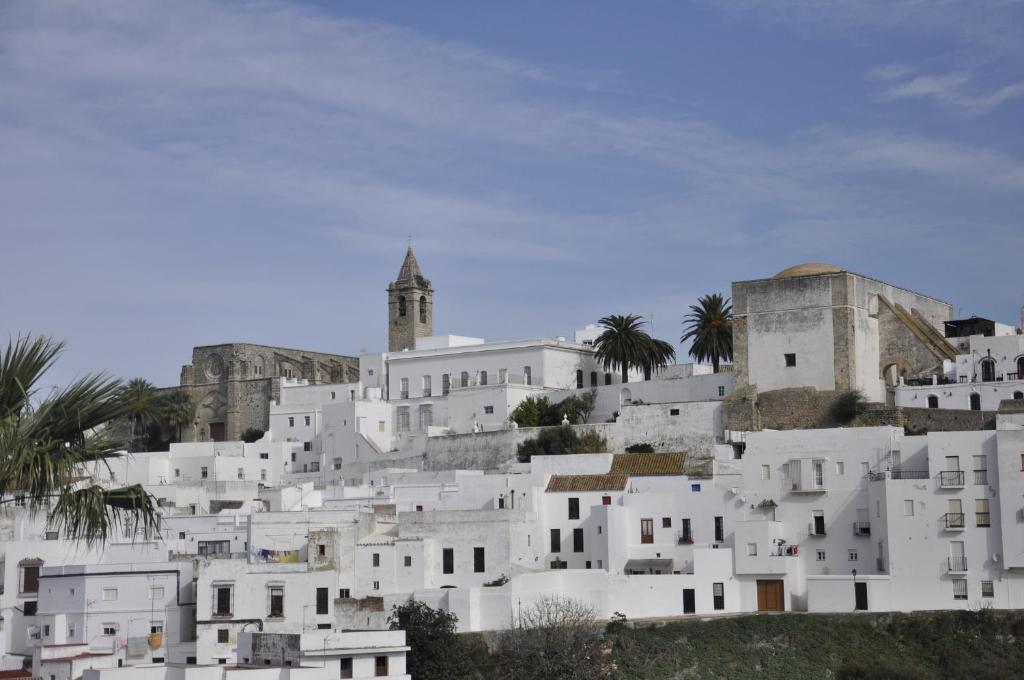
[576,429,608,453]
[828,390,868,426]
[625,443,654,453]
[517,426,579,462]
[241,427,265,443]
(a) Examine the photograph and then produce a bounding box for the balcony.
[938,471,965,489]
[941,513,965,531]
[947,555,968,573]
[677,532,694,545]
[867,469,929,482]
[976,512,991,528]
[852,521,871,537]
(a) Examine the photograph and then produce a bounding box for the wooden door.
[209,422,225,442]
[756,580,784,611]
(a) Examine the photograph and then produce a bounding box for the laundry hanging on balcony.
[250,546,302,563]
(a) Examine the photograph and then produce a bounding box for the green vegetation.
[606,610,1024,680]
[625,442,655,453]
[828,389,869,426]
[517,425,608,462]
[594,314,675,382]
[387,600,493,680]
[240,427,265,443]
[681,293,733,373]
[0,334,159,545]
[511,391,596,427]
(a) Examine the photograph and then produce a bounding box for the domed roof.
[774,263,844,279]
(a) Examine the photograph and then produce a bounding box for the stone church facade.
[179,343,358,442]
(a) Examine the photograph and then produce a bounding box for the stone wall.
[902,407,995,434]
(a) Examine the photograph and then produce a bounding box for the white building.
[237,630,410,679]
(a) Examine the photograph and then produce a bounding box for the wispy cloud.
[876,69,1024,116]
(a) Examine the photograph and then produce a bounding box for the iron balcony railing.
[852,521,871,536]
[976,512,991,527]
[942,513,965,529]
[867,469,929,482]
[938,471,965,488]
[948,555,968,572]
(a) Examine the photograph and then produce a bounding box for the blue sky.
[2,0,1023,388]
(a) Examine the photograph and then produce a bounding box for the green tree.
[120,377,163,452]
[559,390,596,424]
[0,335,159,545]
[517,425,579,462]
[160,390,195,443]
[240,427,265,443]
[594,314,675,383]
[387,600,491,679]
[680,293,733,373]
[827,390,869,426]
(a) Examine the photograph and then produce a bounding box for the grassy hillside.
[607,610,1024,680]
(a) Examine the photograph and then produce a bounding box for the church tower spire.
[388,244,433,352]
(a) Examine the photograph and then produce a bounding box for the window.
[848,550,858,561]
[396,407,410,433]
[602,495,611,505]
[640,519,654,544]
[339,588,350,599]
[237,467,245,480]
[524,366,532,385]
[318,544,326,557]
[550,560,567,569]
[419,295,427,324]
[316,587,329,615]
[747,543,757,556]
[976,499,991,527]
[681,518,692,543]
[259,452,269,459]
[662,517,672,528]
[483,405,493,415]
[718,385,726,397]
[331,391,336,400]
[400,378,409,399]
[573,528,584,553]
[836,461,845,476]
[761,465,771,480]
[576,370,584,389]
[149,586,164,600]
[333,458,342,470]
[375,655,389,677]
[261,469,267,481]
[812,511,825,535]
[201,467,208,479]
[784,353,797,367]
[590,371,598,387]
[198,540,230,556]
[175,468,181,477]
[20,565,40,594]
[713,583,725,610]
[817,550,826,561]
[103,624,118,636]
[692,483,702,492]
[340,658,353,679]
[404,556,412,567]
[605,373,612,385]
[303,415,310,426]
[974,455,988,485]
[23,601,37,615]
[304,441,312,452]
[442,374,451,395]
[269,586,284,617]
[419,404,433,429]
[982,581,995,598]
[102,587,117,601]
[215,585,232,615]
[904,500,914,517]
[443,548,454,574]
[474,547,485,572]
[953,579,967,600]
[928,395,939,409]
[970,393,981,411]
[288,417,294,427]
[480,370,488,386]
[372,553,380,567]
[714,516,724,542]
[669,408,680,416]
[550,529,561,552]
[568,498,580,520]
[291,452,296,462]
[460,371,470,388]
[398,295,407,317]
[499,368,508,383]
[422,375,431,397]
[217,629,229,643]
[150,623,163,634]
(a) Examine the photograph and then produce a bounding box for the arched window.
[604,373,612,385]
[460,371,470,388]
[418,404,433,430]
[480,370,488,386]
[981,359,996,382]
[590,371,598,387]
[442,374,451,395]
[1014,391,1023,401]
[419,296,427,324]
[1017,356,1024,379]
[398,295,407,317]
[927,395,939,409]
[576,370,584,389]
[970,393,981,411]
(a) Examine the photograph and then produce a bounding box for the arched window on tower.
[419,296,427,324]
[398,296,407,317]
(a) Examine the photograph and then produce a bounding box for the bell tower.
[388,245,433,352]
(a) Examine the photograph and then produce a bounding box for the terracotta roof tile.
[545,474,628,493]
[610,452,688,476]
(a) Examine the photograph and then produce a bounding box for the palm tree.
[120,377,162,452]
[593,314,676,383]
[160,390,195,443]
[0,334,159,545]
[681,293,733,373]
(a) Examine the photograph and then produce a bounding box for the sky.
[1,0,1023,388]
